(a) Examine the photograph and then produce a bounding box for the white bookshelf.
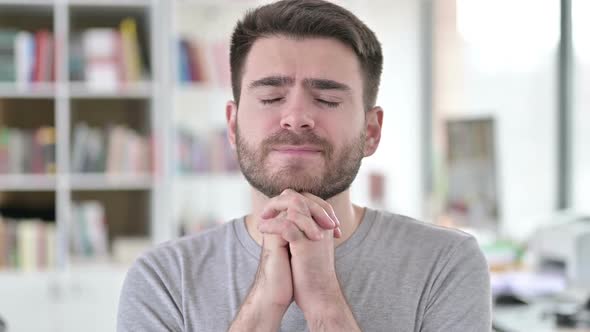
[0,1,166,330]
[0,82,56,98]
[164,0,264,236]
[67,81,153,99]
[69,173,153,190]
[0,0,163,265]
[0,174,57,190]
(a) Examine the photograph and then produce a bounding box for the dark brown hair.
[230,0,383,111]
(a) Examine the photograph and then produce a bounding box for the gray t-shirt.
[117,208,491,331]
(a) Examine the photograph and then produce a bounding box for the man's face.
[228,36,378,200]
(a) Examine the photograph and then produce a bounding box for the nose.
[279,96,315,131]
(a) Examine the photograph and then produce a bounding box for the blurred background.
[0,0,588,331]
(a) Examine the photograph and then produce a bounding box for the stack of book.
[0,126,56,174]
[0,216,56,271]
[71,123,151,174]
[70,201,108,259]
[176,127,239,174]
[0,29,54,84]
[177,37,230,87]
[70,17,146,89]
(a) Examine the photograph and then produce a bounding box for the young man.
[117,0,492,331]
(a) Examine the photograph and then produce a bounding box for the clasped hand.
[256,189,345,317]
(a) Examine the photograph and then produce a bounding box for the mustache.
[261,130,333,155]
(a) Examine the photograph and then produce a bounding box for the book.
[70,201,108,259]
[17,220,39,271]
[119,17,144,82]
[0,29,18,81]
[71,123,151,174]
[178,40,191,83]
[0,216,5,268]
[0,217,57,271]
[15,31,35,87]
[0,127,56,174]
[37,126,56,173]
[32,30,54,83]
[8,128,24,173]
[0,128,10,173]
[0,28,54,84]
[69,33,85,81]
[82,28,121,90]
[177,37,231,87]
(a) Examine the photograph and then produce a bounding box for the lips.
[271,145,323,156]
[273,145,323,153]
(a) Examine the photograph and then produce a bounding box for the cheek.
[317,113,364,140]
[237,109,278,142]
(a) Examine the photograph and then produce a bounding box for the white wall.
[433,0,560,240]
[572,63,590,214]
[457,56,558,239]
[345,0,425,220]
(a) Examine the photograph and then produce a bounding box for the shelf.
[0,82,154,99]
[0,268,60,278]
[68,81,153,99]
[67,0,152,8]
[174,83,231,93]
[0,1,54,9]
[0,174,56,191]
[175,173,243,182]
[0,83,56,99]
[70,173,153,190]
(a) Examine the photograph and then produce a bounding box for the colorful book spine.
[0,216,57,271]
[71,123,151,174]
[119,17,144,82]
[0,127,56,174]
[70,201,108,259]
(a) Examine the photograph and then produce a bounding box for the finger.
[283,209,324,240]
[334,227,342,238]
[259,212,324,241]
[261,208,326,241]
[260,190,306,219]
[258,216,311,242]
[302,192,340,227]
[261,190,336,231]
[281,220,305,243]
[258,217,287,235]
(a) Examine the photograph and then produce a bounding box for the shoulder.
[135,219,241,273]
[364,208,487,275]
[122,219,242,289]
[367,208,477,251]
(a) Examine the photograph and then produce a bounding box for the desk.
[494,301,590,332]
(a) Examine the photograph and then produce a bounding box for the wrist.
[303,296,360,332]
[249,286,291,313]
[301,290,346,321]
[230,290,288,332]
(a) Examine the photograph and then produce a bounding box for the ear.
[226,100,238,150]
[364,106,383,157]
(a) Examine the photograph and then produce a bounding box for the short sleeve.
[117,251,184,332]
[420,236,492,332]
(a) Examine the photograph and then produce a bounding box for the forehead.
[241,36,363,90]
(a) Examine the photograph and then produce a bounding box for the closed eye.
[317,99,340,108]
[261,97,283,105]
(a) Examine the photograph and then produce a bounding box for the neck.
[245,188,365,247]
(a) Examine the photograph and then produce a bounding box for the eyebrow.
[247,75,351,92]
[248,76,295,89]
[303,78,351,92]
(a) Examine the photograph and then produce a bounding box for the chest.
[181,257,428,332]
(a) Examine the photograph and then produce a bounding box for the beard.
[235,124,365,200]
